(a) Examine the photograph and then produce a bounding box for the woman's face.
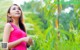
[9,5,21,18]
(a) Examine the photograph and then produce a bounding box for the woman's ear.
[8,13,11,17]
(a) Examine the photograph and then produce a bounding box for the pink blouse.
[8,23,27,50]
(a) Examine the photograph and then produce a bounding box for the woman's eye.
[13,8,16,10]
[18,8,21,10]
[12,7,21,10]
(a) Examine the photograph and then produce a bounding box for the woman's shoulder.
[3,23,12,34]
[5,23,12,28]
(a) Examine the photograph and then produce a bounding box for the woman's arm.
[3,23,32,49]
[2,23,24,49]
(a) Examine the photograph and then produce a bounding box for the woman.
[3,4,33,50]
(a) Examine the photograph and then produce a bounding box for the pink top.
[8,23,27,50]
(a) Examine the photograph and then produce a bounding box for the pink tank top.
[8,23,27,50]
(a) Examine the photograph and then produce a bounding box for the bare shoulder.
[4,23,11,28]
[3,23,12,35]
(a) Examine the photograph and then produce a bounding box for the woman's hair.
[7,4,26,32]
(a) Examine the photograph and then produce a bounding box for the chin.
[14,15,20,17]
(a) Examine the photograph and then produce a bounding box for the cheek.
[19,11,21,15]
[10,11,15,16]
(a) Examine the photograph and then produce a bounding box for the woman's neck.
[12,18,19,26]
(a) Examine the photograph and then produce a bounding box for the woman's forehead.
[11,5,20,9]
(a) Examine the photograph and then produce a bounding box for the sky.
[12,0,70,5]
[12,0,32,5]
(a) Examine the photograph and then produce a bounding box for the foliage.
[0,0,80,50]
[21,0,79,50]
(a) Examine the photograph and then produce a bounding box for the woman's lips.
[15,13,20,14]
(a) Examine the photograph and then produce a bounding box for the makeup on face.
[10,5,21,18]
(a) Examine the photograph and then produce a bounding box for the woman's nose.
[16,10,19,12]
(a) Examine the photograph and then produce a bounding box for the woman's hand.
[21,37,33,45]
[27,37,33,45]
